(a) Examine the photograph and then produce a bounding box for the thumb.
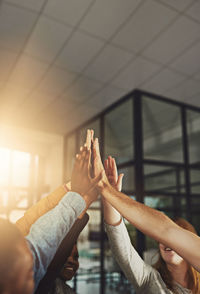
[117,173,124,192]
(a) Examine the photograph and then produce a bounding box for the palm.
[71,148,91,195]
[71,139,100,203]
[104,157,123,192]
[93,138,105,177]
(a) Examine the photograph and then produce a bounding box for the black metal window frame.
[64,89,200,294]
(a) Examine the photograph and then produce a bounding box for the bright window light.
[0,147,10,186]
[0,147,32,210]
[12,150,31,187]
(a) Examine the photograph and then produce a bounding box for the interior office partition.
[64,89,200,294]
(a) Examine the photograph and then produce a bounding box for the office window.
[191,214,200,235]
[64,90,200,294]
[187,110,200,164]
[142,97,183,163]
[76,204,101,293]
[105,99,134,165]
[119,166,135,192]
[144,195,173,210]
[190,168,200,194]
[144,164,185,193]
[12,150,31,187]
[0,148,38,221]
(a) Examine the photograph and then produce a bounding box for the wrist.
[98,178,111,194]
[63,183,69,193]
[105,217,122,227]
[81,194,93,208]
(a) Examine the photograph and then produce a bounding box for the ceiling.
[0,0,200,135]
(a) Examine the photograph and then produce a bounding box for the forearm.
[16,184,70,235]
[26,191,85,288]
[100,182,174,243]
[105,220,152,288]
[100,182,200,272]
[102,197,121,226]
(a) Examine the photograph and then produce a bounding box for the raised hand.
[104,156,124,192]
[64,129,94,191]
[71,145,102,206]
[85,129,94,178]
[102,156,123,225]
[92,138,109,189]
[85,129,94,149]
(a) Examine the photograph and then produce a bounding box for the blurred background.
[0,0,200,293]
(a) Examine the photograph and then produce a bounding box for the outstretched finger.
[79,146,88,169]
[104,158,109,175]
[93,138,100,158]
[94,138,104,167]
[105,157,115,185]
[117,173,124,192]
[108,156,113,175]
[82,148,91,173]
[85,129,92,149]
[91,129,94,142]
[111,157,118,181]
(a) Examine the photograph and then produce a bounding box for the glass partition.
[190,168,200,194]
[144,195,173,210]
[104,99,134,165]
[142,97,183,163]
[144,195,174,251]
[187,110,200,164]
[144,164,185,194]
[119,166,135,192]
[76,204,101,293]
[191,214,200,235]
[0,148,39,221]
[64,90,200,294]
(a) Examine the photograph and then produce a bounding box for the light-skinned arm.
[91,136,200,272]
[103,156,123,226]
[103,156,155,290]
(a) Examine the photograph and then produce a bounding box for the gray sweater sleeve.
[105,220,155,291]
[26,191,85,290]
